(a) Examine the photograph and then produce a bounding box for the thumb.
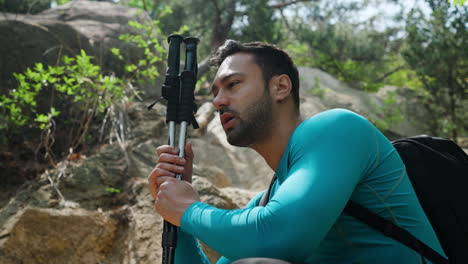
[185,141,194,161]
[182,141,194,183]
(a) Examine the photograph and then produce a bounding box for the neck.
[251,111,303,171]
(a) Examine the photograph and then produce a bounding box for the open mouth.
[221,112,237,131]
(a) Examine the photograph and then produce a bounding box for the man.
[148,40,445,264]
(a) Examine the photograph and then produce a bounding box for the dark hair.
[210,40,300,111]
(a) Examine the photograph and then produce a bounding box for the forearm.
[180,201,314,261]
[180,192,267,261]
[175,229,211,264]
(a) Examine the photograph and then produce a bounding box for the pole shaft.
[176,121,188,180]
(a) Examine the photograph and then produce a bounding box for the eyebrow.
[210,72,245,94]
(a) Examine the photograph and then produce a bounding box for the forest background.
[0,0,467,190]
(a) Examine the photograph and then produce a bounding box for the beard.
[224,88,273,147]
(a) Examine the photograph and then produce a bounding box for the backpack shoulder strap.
[259,175,277,207]
[258,161,450,264]
[344,201,448,264]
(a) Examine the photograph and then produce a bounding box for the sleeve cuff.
[180,201,205,234]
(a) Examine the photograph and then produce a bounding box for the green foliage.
[0,0,51,14]
[0,50,125,162]
[381,54,424,90]
[449,0,467,5]
[403,0,467,139]
[35,107,60,130]
[371,92,405,132]
[2,50,123,129]
[294,21,402,92]
[53,0,71,5]
[123,0,288,60]
[231,0,283,43]
[113,19,170,85]
[105,187,121,193]
[285,42,315,68]
[310,77,325,98]
[0,8,170,167]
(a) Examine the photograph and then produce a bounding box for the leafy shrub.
[0,50,125,164]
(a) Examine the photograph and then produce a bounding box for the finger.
[149,166,176,179]
[156,176,177,189]
[157,162,185,175]
[148,168,175,199]
[185,141,194,160]
[156,145,178,156]
[157,153,186,166]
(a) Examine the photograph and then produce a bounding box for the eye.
[228,80,240,89]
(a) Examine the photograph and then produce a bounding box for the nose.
[212,89,229,110]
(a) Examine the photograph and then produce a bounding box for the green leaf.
[125,64,137,73]
[128,21,143,30]
[35,63,44,72]
[138,59,147,66]
[63,55,74,65]
[35,114,49,123]
[50,107,60,117]
[449,0,467,5]
[105,187,121,193]
[160,5,173,17]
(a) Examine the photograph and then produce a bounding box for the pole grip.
[183,37,199,73]
[162,34,184,123]
[179,37,200,126]
[167,34,184,77]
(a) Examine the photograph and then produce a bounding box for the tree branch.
[373,65,405,83]
[197,56,212,79]
[269,0,315,9]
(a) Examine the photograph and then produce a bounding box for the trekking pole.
[158,34,199,264]
[160,34,183,264]
[176,36,199,171]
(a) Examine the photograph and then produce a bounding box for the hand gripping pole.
[160,35,199,264]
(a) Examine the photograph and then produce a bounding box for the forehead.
[214,52,258,80]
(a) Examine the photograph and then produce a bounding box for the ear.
[270,74,293,102]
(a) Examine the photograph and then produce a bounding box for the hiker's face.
[211,52,273,147]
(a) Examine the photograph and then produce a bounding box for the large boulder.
[0,207,123,264]
[298,67,432,137]
[0,0,160,98]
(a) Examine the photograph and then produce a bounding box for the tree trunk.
[448,67,458,141]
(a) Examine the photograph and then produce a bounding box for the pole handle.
[162,34,184,124]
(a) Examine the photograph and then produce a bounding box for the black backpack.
[260,135,468,264]
[345,136,468,264]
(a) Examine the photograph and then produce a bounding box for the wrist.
[180,201,203,231]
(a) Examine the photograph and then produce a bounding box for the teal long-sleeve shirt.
[174,109,445,264]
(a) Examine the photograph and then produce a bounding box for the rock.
[52,144,129,210]
[193,176,236,209]
[202,113,274,190]
[193,164,232,188]
[121,177,163,264]
[0,0,161,98]
[194,102,217,136]
[0,0,163,192]
[0,153,258,264]
[298,67,432,137]
[0,207,122,264]
[191,176,258,263]
[120,176,257,264]
[221,186,258,209]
